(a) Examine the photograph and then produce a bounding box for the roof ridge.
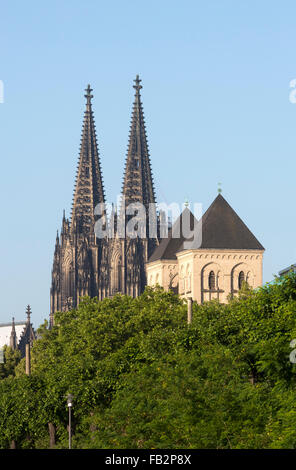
[0,321,26,327]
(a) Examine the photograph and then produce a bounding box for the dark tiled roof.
[148,207,199,262]
[148,195,264,262]
[191,194,264,251]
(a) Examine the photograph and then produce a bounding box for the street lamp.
[66,393,74,449]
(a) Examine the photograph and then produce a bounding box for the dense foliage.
[1,275,296,449]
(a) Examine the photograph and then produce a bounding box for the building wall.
[146,249,264,303]
[146,260,179,293]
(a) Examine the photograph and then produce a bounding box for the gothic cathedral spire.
[50,85,106,319]
[50,78,159,322]
[121,75,156,209]
[71,84,105,235]
[108,76,158,298]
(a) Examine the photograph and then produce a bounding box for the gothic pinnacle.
[10,317,17,350]
[26,305,31,324]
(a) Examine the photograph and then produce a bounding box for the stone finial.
[26,305,31,323]
[218,182,222,193]
[133,75,142,94]
[84,84,93,104]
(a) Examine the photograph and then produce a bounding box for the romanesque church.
[50,76,264,326]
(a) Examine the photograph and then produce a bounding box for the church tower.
[50,77,159,323]
[108,75,158,297]
[50,85,106,325]
[146,193,264,304]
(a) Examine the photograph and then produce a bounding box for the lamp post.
[66,393,74,449]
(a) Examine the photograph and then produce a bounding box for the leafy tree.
[1,276,296,448]
[0,346,21,380]
[78,345,272,449]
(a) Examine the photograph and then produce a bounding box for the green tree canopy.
[1,276,296,449]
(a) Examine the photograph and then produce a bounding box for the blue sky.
[0,0,296,327]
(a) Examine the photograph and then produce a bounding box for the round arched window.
[208,271,215,290]
[238,271,245,289]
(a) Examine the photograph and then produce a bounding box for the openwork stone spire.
[71,84,105,234]
[121,75,156,209]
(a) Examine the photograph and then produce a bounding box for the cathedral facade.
[50,76,159,326]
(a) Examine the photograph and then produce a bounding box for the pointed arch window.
[111,251,122,294]
[208,271,215,290]
[238,271,245,289]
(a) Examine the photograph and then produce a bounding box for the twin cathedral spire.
[71,84,105,235]
[50,76,158,324]
[122,75,156,209]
